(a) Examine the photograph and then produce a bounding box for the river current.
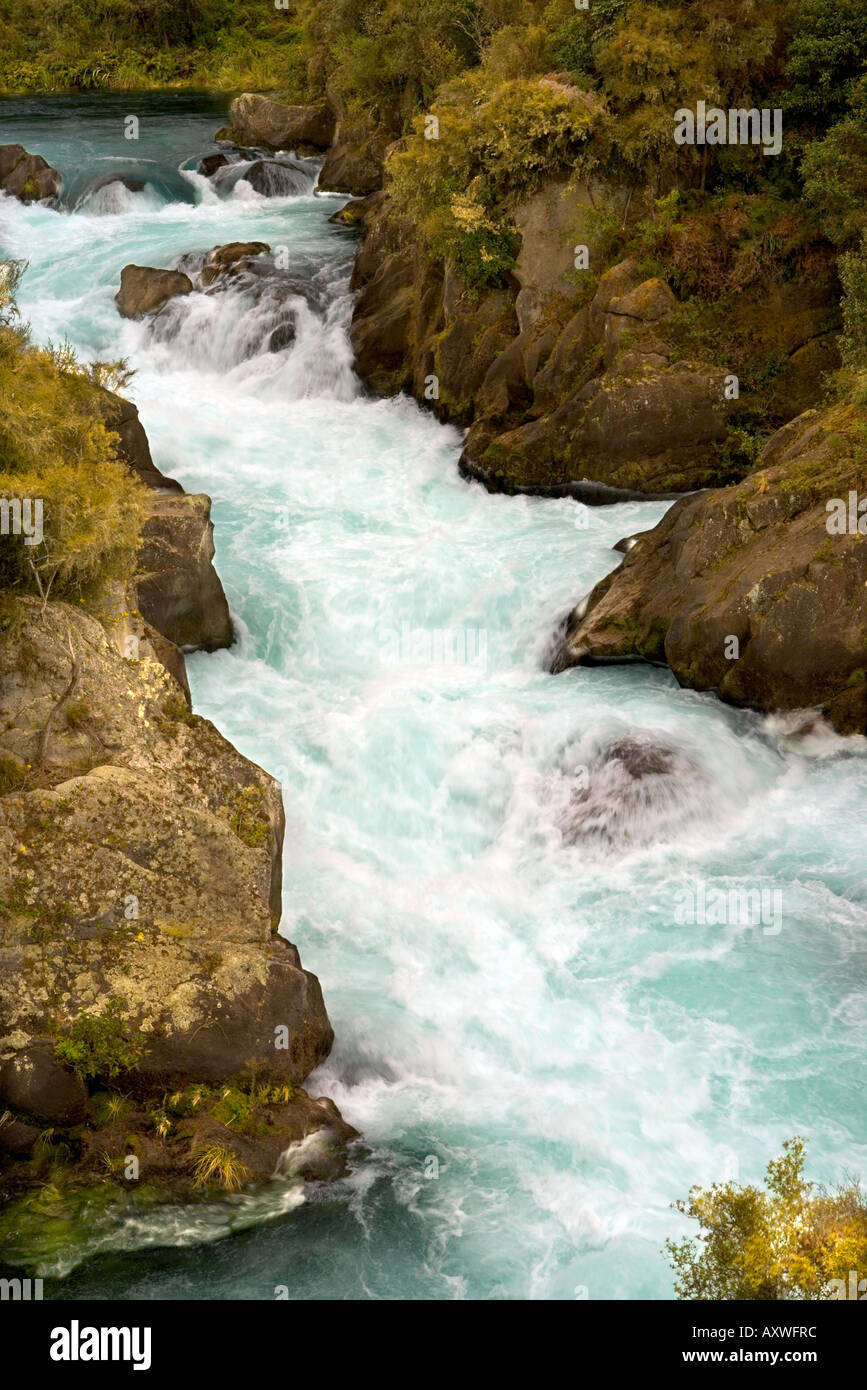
[1,93,865,1301]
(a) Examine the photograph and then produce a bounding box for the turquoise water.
[2,94,866,1300]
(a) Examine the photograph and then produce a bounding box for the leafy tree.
[666,1138,867,1300]
[784,0,867,123]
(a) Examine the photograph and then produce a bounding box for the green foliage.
[228,785,270,848]
[389,74,600,285]
[0,0,302,92]
[0,263,146,606]
[54,998,143,1079]
[802,93,867,247]
[666,1138,867,1300]
[784,0,867,123]
[840,232,867,370]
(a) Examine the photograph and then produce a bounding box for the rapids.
[1,92,865,1300]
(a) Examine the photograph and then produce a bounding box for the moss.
[228,785,270,848]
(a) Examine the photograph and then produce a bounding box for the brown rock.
[550,402,867,733]
[135,493,234,653]
[218,94,334,152]
[115,265,193,319]
[0,144,61,202]
[0,1042,88,1124]
[318,123,390,196]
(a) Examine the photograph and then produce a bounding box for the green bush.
[0,263,147,606]
[840,232,867,369]
[666,1138,867,1300]
[54,998,143,1079]
[388,74,600,285]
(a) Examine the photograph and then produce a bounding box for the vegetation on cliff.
[0,262,146,606]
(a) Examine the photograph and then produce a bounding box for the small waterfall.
[139,247,360,401]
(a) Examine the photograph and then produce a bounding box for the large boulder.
[0,599,332,1087]
[216,94,334,152]
[0,1042,88,1124]
[0,144,61,203]
[550,402,867,734]
[135,493,234,653]
[115,265,193,319]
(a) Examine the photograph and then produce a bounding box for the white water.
[2,95,866,1300]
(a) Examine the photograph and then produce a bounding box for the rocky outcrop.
[199,240,270,287]
[0,144,61,203]
[347,180,842,499]
[550,403,867,734]
[135,493,234,653]
[98,390,233,653]
[99,390,183,493]
[318,123,390,196]
[0,599,342,1105]
[115,265,193,319]
[216,94,334,152]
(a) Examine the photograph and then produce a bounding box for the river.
[1,92,865,1301]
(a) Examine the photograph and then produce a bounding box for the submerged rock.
[0,144,61,203]
[199,240,270,286]
[241,158,312,197]
[115,264,193,319]
[198,152,230,178]
[550,403,867,734]
[559,735,710,849]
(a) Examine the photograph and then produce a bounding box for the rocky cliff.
[0,402,355,1222]
[550,402,867,734]
[100,389,234,653]
[348,185,840,500]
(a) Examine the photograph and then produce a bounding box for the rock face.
[318,122,390,196]
[135,494,234,653]
[347,182,841,498]
[98,389,233,654]
[550,403,867,734]
[217,94,335,152]
[0,599,333,1089]
[115,265,193,319]
[99,390,183,493]
[0,144,61,203]
[0,1043,88,1125]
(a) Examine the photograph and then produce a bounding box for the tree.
[666,1138,867,1300]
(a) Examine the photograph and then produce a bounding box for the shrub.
[840,232,867,370]
[388,74,600,285]
[0,264,147,606]
[666,1137,867,1300]
[54,998,143,1079]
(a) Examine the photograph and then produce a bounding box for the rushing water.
[1,93,866,1301]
